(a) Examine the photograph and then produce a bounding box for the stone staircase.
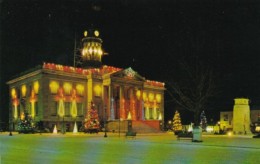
[132,120,162,133]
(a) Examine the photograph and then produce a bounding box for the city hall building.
[7,30,165,133]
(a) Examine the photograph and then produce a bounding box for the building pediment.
[110,67,145,82]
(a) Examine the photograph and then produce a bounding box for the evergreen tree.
[200,110,207,131]
[84,101,100,133]
[173,110,182,134]
[17,111,34,133]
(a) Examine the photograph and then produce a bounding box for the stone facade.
[7,63,165,132]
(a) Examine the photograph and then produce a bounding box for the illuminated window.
[21,84,27,97]
[33,81,39,94]
[76,84,85,96]
[143,92,147,100]
[156,94,161,103]
[94,85,102,97]
[49,81,59,94]
[11,88,16,99]
[63,82,72,95]
[148,93,154,102]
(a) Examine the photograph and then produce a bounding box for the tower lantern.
[81,29,104,68]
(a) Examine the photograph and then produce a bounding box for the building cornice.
[6,69,42,85]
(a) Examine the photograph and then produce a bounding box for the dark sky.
[1,0,260,124]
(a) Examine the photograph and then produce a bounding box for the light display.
[76,84,84,95]
[71,89,77,118]
[200,110,207,131]
[49,80,59,94]
[58,88,65,117]
[173,110,182,132]
[43,63,164,88]
[33,81,39,94]
[84,101,100,133]
[21,84,27,97]
[17,111,34,133]
[94,85,102,97]
[63,82,72,95]
[30,90,36,118]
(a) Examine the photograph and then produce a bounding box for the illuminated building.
[7,30,165,133]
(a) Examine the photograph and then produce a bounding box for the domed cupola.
[81,29,104,68]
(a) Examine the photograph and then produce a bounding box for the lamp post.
[104,105,107,138]
[9,119,13,136]
[62,115,65,134]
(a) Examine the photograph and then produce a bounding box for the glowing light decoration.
[127,111,132,120]
[21,84,27,97]
[33,81,39,94]
[172,110,182,132]
[30,90,36,118]
[12,95,19,119]
[188,123,193,132]
[53,125,57,134]
[81,30,103,64]
[43,63,122,76]
[11,88,16,99]
[49,81,59,94]
[158,112,162,120]
[20,112,25,120]
[73,122,78,133]
[153,101,157,119]
[145,80,164,87]
[206,126,214,133]
[94,30,99,37]
[58,88,65,117]
[71,89,77,118]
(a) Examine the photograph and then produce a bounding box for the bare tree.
[167,59,216,126]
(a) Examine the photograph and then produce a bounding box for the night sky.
[1,0,260,124]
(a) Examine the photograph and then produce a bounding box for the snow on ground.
[0,132,260,164]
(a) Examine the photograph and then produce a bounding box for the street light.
[104,105,107,138]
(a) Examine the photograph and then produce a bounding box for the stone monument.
[233,98,251,135]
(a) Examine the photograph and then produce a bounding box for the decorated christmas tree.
[173,110,182,134]
[17,111,34,133]
[200,110,207,131]
[84,101,100,133]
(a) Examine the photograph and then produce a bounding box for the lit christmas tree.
[17,111,34,133]
[84,101,100,133]
[173,110,182,134]
[200,110,207,131]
